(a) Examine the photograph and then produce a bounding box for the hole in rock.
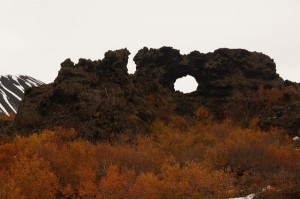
[174,75,198,94]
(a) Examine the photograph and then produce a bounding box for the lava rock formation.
[11,47,300,140]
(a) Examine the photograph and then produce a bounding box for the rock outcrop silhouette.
[12,47,300,140]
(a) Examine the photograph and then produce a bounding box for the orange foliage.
[10,155,59,199]
[265,87,283,103]
[157,163,233,199]
[76,166,98,198]
[0,118,299,198]
[195,106,211,121]
[0,112,15,121]
[0,143,17,170]
[128,172,160,199]
[258,85,283,104]
[98,165,135,199]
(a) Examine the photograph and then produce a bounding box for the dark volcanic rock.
[12,47,300,139]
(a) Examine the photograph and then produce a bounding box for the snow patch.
[293,136,299,141]
[0,82,22,101]
[27,76,44,85]
[0,103,9,115]
[262,185,274,192]
[11,76,25,92]
[26,78,39,87]
[230,193,255,199]
[11,75,20,84]
[24,81,32,87]
[0,88,17,113]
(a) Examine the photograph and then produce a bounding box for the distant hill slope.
[0,75,44,115]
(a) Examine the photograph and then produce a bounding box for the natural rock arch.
[11,46,300,140]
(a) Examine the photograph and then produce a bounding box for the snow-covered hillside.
[0,75,44,115]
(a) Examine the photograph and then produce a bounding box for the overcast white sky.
[0,0,299,85]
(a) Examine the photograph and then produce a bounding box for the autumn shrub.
[207,128,271,172]
[195,107,211,120]
[283,85,300,102]
[265,87,283,104]
[94,136,171,175]
[0,142,17,171]
[0,119,299,198]
[206,127,300,195]
[129,163,234,199]
[128,172,160,199]
[151,118,235,164]
[0,112,15,121]
[0,174,24,199]
[160,163,233,199]
[9,155,59,199]
[98,164,135,199]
